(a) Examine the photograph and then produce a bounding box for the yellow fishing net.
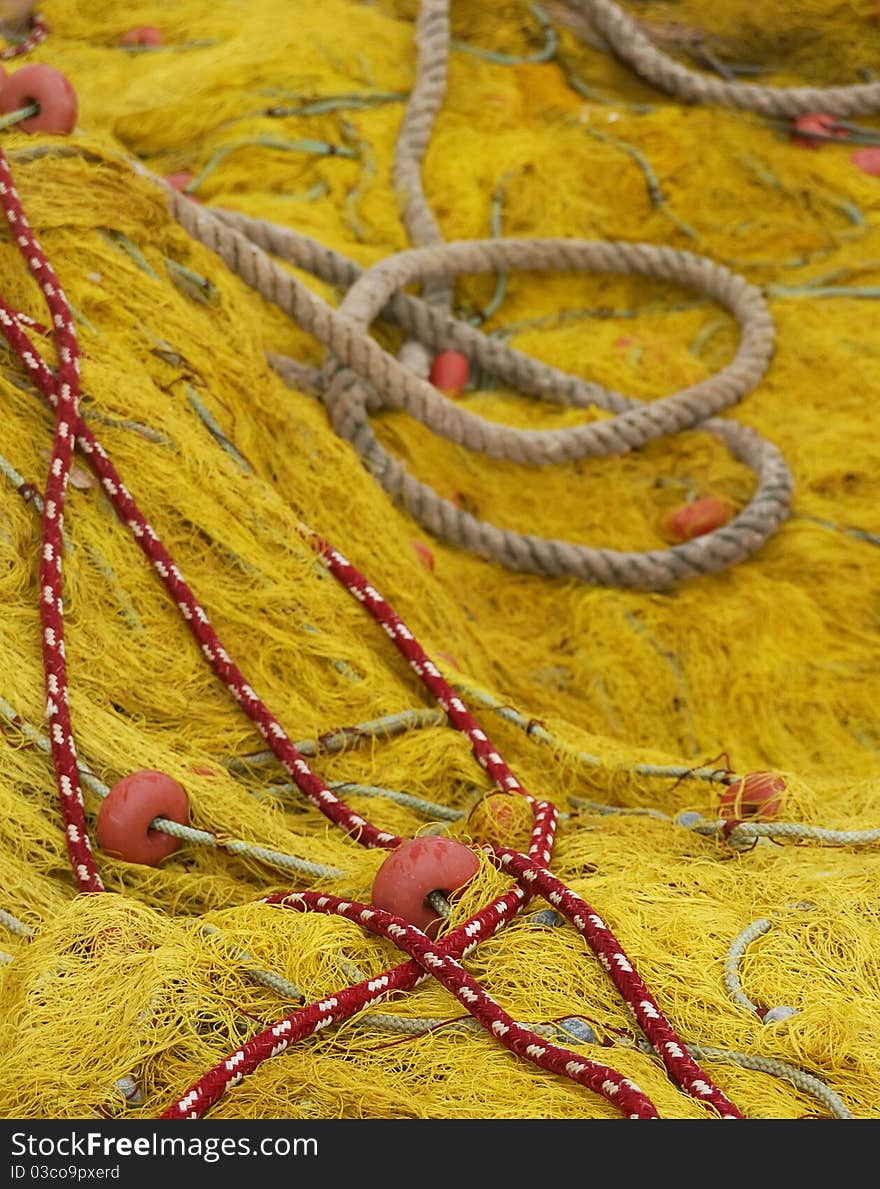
[1,0,880,1120]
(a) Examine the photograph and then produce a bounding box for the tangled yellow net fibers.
[2,0,880,1121]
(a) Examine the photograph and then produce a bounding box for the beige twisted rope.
[12,0,880,589]
[578,0,880,118]
[157,0,880,586]
[393,0,453,379]
[166,191,790,588]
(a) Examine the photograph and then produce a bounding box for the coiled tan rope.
[393,0,454,379]
[156,0,860,588]
[164,185,791,588]
[577,0,880,117]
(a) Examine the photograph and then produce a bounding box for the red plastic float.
[96,769,189,866]
[0,63,77,134]
[851,147,880,176]
[120,25,163,47]
[164,171,203,202]
[790,112,845,148]
[371,835,480,936]
[663,495,732,543]
[719,771,786,821]
[429,350,469,398]
[468,792,531,849]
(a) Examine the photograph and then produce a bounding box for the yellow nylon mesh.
[1,0,880,1119]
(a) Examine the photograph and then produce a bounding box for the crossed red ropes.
[0,145,744,1120]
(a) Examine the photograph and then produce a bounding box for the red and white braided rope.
[163,847,744,1120]
[0,153,398,860]
[0,14,47,60]
[163,888,662,1120]
[0,146,739,1121]
[493,847,742,1118]
[0,152,103,891]
[0,152,559,867]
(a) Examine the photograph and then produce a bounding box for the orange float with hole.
[663,495,732,543]
[0,64,78,134]
[370,836,480,936]
[719,771,786,821]
[429,350,469,398]
[96,769,190,866]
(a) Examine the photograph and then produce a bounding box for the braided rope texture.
[1,0,880,1122]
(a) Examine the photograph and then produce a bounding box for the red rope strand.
[0,145,741,1122]
[162,888,662,1121]
[0,15,47,61]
